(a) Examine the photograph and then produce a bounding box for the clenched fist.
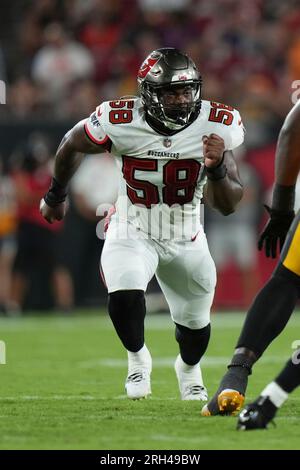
[39,199,67,224]
[202,134,225,168]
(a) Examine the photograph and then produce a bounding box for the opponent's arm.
[40,119,108,223]
[258,101,300,257]
[203,134,243,216]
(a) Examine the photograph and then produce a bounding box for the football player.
[202,99,300,422]
[40,48,244,400]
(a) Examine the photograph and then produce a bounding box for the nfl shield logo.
[163,138,172,148]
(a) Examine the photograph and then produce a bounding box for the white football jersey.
[85,98,244,240]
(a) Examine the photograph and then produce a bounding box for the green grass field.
[0,311,299,450]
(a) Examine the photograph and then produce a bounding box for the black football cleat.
[237,396,277,430]
[201,366,248,416]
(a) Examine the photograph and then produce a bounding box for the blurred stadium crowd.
[1,0,300,313]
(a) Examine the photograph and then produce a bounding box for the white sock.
[178,355,199,372]
[127,345,151,371]
[177,355,203,382]
[261,381,289,408]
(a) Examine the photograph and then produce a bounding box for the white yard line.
[0,312,299,331]
[78,355,292,368]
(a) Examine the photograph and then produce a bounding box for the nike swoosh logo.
[191,231,200,242]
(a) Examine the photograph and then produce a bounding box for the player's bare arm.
[40,119,108,224]
[203,133,243,216]
[258,100,300,257]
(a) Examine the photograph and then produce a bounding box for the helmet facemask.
[160,83,201,129]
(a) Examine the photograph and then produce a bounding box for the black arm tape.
[205,154,227,181]
[44,177,68,208]
[272,183,295,212]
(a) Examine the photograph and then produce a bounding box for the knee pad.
[175,322,211,343]
[175,322,211,365]
[108,289,145,315]
[108,290,146,352]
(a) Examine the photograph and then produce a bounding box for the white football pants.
[101,220,216,329]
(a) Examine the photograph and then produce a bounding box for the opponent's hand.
[202,134,225,168]
[39,198,67,224]
[258,205,295,258]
